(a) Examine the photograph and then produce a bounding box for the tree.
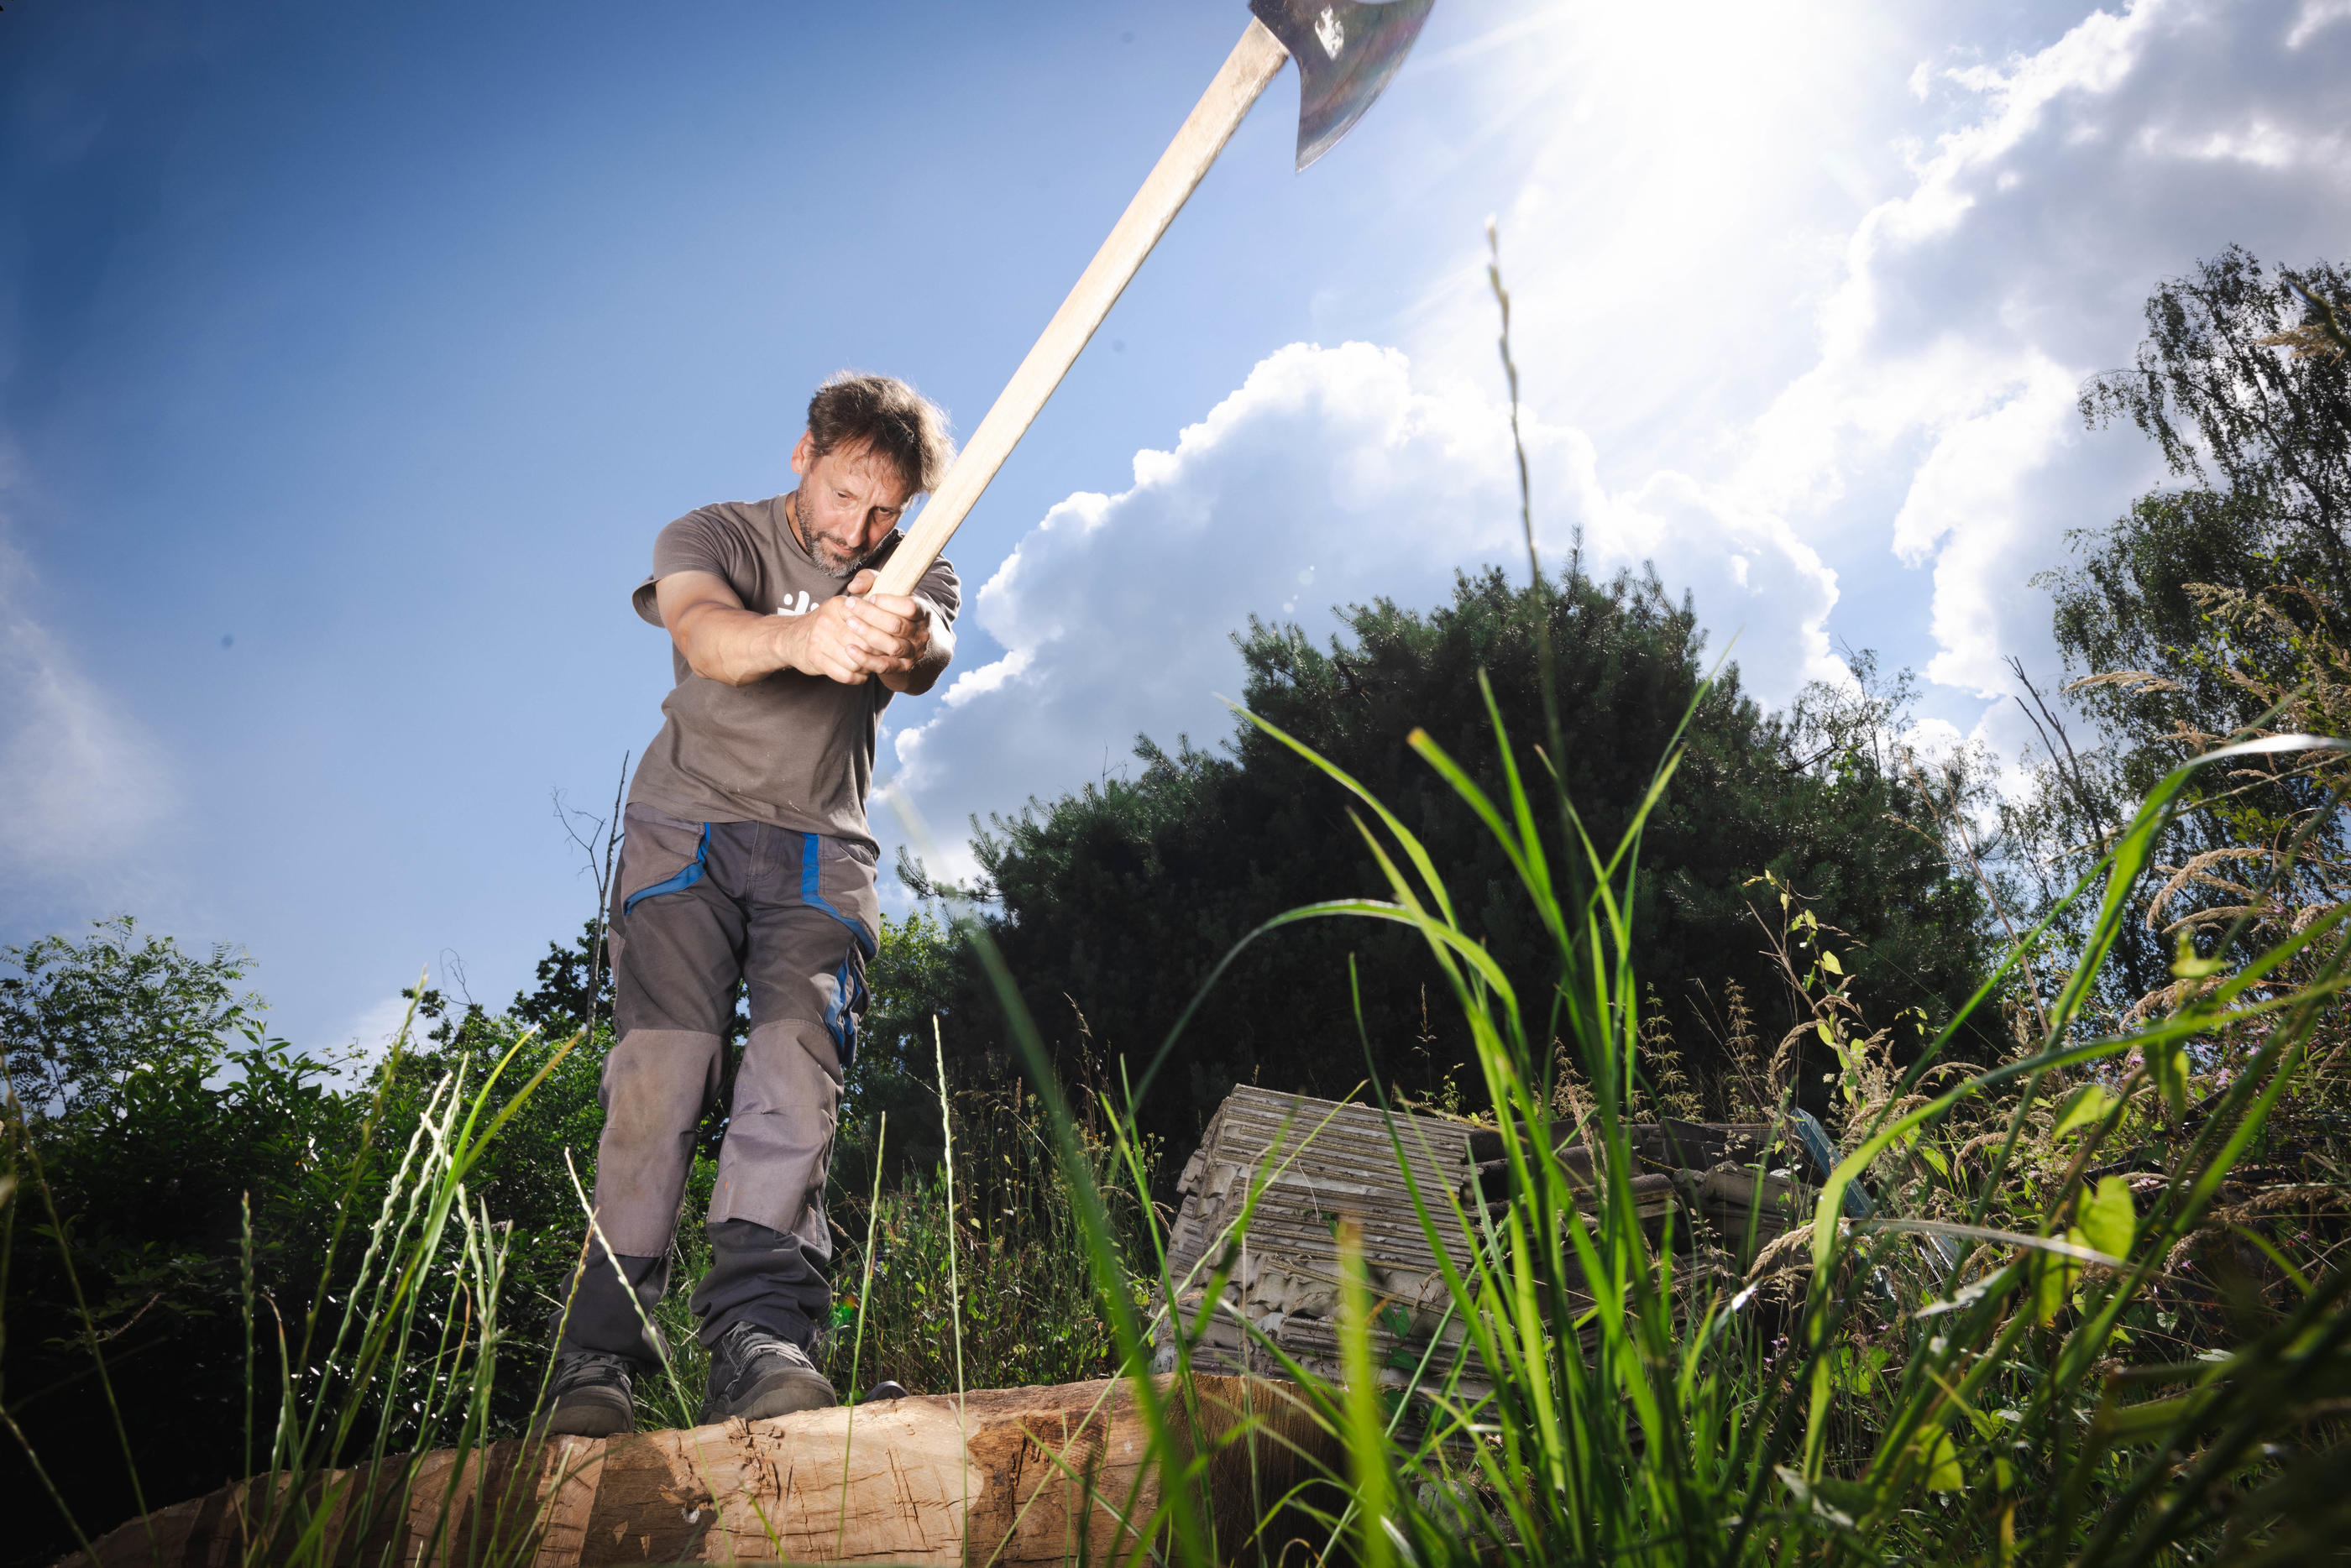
[509,917,614,1041]
[2027,247,2351,1005]
[2050,247,2351,747]
[1,917,259,1123]
[935,567,1992,1156]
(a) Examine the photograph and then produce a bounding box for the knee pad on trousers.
[591,1027,724,1257]
[709,1020,840,1245]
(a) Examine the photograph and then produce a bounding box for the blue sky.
[5,0,2348,1050]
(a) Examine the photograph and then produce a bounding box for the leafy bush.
[0,911,1149,1566]
[823,1078,1154,1400]
[940,567,1996,1160]
[2,921,370,1566]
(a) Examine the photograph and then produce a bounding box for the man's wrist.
[767,611,813,678]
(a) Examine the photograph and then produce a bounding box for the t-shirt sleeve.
[914,555,961,628]
[631,508,747,626]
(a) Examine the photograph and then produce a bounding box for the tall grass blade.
[933,1019,970,1538]
[836,1111,887,1562]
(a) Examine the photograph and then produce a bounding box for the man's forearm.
[674,600,799,686]
[663,570,944,689]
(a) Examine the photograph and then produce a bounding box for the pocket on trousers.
[799,834,879,958]
[617,805,710,914]
[822,943,870,1064]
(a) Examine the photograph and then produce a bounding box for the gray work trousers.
[557,808,877,1362]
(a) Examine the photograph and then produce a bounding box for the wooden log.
[64,1377,1337,1568]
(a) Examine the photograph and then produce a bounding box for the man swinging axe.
[541,0,1437,1437]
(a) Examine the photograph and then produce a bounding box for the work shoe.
[698,1322,835,1424]
[536,1349,638,1438]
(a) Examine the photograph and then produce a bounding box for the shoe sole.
[537,1396,634,1439]
[698,1370,836,1425]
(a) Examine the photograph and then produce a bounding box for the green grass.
[818,1096,1149,1399]
[3,1001,588,1567]
[915,233,2351,1564]
[1159,687,2351,1565]
[15,682,2349,1565]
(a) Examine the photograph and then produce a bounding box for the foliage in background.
[2015,248,2351,1016]
[819,1077,1154,1400]
[0,907,1126,1568]
[1,918,271,1121]
[934,568,1997,1158]
[1046,233,2351,1564]
[2060,246,2351,713]
[1,921,366,1563]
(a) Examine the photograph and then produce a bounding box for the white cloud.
[2286,0,2351,49]
[1777,0,2351,693]
[1901,716,1971,766]
[338,992,424,1052]
[1437,0,2351,704]
[885,341,1839,888]
[884,0,2351,889]
[1595,470,1843,689]
[0,530,174,893]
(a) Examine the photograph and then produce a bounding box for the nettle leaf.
[1922,1429,1964,1493]
[2053,1084,2118,1140]
[2081,1176,2137,1261]
[2034,1235,2088,1325]
[1380,1301,1414,1364]
[1778,1467,1872,1531]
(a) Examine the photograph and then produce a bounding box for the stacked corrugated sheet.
[1155,1087,1490,1393]
[1155,1088,1821,1398]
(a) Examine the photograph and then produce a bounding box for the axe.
[870,0,1436,598]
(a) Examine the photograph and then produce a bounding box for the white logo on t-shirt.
[774,591,814,617]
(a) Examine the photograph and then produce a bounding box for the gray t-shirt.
[626,493,960,850]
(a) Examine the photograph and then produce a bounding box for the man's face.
[788,434,914,576]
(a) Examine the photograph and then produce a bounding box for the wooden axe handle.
[872,19,1289,598]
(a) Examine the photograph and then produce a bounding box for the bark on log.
[64,1377,1336,1568]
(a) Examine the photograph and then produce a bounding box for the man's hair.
[805,373,956,495]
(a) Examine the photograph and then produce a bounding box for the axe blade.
[1249,0,1437,171]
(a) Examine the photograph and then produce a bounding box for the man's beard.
[792,491,882,578]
